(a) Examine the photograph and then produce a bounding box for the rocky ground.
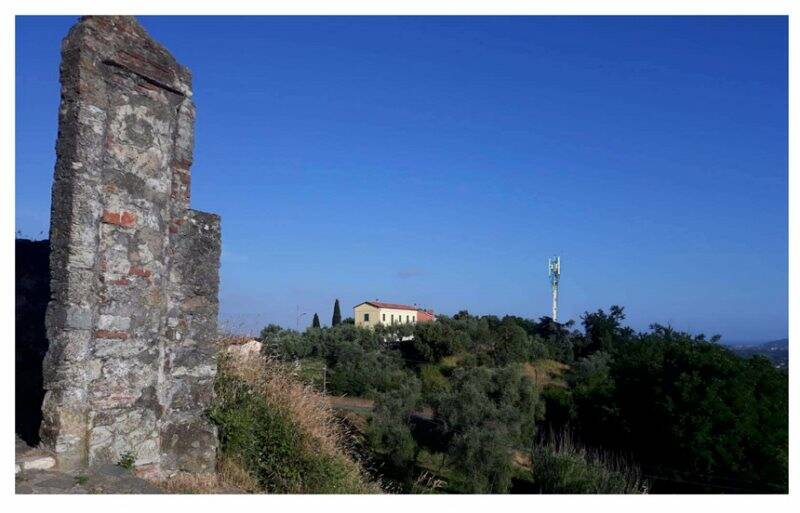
[15,436,163,494]
[16,465,164,494]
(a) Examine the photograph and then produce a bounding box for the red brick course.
[128,266,151,278]
[94,330,129,340]
[120,211,136,227]
[101,210,136,228]
[101,211,120,225]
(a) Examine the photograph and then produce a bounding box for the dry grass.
[152,456,260,494]
[215,333,254,350]
[225,350,346,459]
[440,353,465,369]
[217,456,261,493]
[531,431,648,493]
[219,343,381,493]
[328,395,434,420]
[328,395,375,410]
[523,359,569,388]
[512,450,533,470]
[154,335,378,494]
[336,410,369,433]
[412,471,446,493]
[155,472,219,494]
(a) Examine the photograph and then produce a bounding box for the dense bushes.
[491,320,531,365]
[366,363,544,493]
[598,328,788,492]
[542,314,789,493]
[260,324,414,397]
[260,324,314,360]
[435,365,542,493]
[210,352,378,493]
[419,364,449,402]
[366,378,422,487]
[328,348,410,397]
[400,321,467,363]
[254,305,788,494]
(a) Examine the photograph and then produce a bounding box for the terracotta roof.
[358,301,425,312]
[417,310,435,322]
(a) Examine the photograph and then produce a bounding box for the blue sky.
[16,16,787,341]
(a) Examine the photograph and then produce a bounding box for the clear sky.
[16,16,787,341]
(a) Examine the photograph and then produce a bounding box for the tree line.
[258,306,788,493]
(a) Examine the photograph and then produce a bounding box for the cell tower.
[548,256,561,321]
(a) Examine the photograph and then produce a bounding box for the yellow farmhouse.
[353,301,435,328]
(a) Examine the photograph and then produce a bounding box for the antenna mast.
[548,256,561,321]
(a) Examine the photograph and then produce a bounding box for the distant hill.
[757,338,788,350]
[730,339,788,369]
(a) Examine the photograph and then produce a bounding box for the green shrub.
[435,365,542,493]
[540,386,575,431]
[529,335,550,360]
[210,354,376,493]
[447,426,516,493]
[117,451,136,471]
[325,343,410,397]
[261,327,314,360]
[419,364,449,402]
[367,378,422,487]
[574,322,789,492]
[492,320,530,365]
[321,324,383,355]
[403,322,467,363]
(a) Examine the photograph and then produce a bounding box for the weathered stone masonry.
[41,16,220,474]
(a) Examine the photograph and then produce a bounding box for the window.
[391,314,394,323]
[364,313,369,322]
[406,315,410,322]
[382,313,386,322]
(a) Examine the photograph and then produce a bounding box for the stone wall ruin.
[40,16,220,475]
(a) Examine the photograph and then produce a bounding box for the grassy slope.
[211,349,380,493]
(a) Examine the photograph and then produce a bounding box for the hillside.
[209,344,380,493]
[256,308,788,493]
[731,339,788,369]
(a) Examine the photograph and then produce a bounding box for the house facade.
[353,301,435,328]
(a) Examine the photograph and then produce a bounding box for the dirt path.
[327,395,434,419]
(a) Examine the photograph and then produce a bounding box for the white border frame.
[3,1,796,511]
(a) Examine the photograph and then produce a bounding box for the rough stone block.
[159,417,217,473]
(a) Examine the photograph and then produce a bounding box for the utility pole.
[548,256,561,322]
[295,305,307,331]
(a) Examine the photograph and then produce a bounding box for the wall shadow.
[15,239,50,446]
